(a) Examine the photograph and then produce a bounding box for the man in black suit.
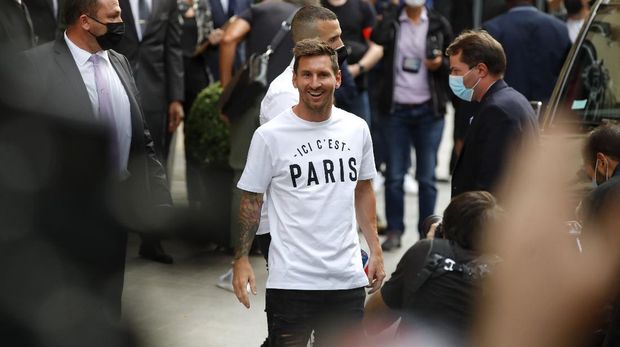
[115,0,184,167]
[23,0,63,44]
[446,30,538,197]
[114,0,185,262]
[0,0,36,52]
[204,0,250,81]
[23,0,172,315]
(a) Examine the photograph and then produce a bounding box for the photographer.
[365,191,502,337]
[370,0,453,250]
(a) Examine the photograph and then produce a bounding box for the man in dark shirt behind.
[483,0,571,103]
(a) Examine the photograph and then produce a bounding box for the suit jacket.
[23,0,62,44]
[23,38,172,209]
[483,5,571,102]
[433,0,505,35]
[115,0,184,113]
[0,0,35,52]
[451,80,538,197]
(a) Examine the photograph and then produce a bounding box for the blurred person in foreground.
[232,38,385,346]
[470,123,620,347]
[22,0,172,319]
[447,30,538,198]
[364,191,502,340]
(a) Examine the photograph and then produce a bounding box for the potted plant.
[185,82,232,247]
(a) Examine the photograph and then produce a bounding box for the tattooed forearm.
[234,191,263,259]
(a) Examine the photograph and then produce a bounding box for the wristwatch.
[358,63,366,74]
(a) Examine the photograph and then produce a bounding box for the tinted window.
[550,2,620,131]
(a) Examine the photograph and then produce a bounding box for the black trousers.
[265,287,365,347]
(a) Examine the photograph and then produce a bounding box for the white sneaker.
[373,172,385,193]
[216,268,234,292]
[404,174,418,195]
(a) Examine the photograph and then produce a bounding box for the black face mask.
[87,15,125,50]
[336,45,348,67]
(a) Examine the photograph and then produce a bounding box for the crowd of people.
[1,0,618,346]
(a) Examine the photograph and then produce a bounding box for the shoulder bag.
[218,11,297,121]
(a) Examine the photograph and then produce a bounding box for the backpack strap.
[264,10,298,56]
[409,239,440,294]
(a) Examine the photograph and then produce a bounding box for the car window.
[551,2,620,131]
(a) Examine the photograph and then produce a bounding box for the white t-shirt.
[238,107,376,290]
[256,59,297,235]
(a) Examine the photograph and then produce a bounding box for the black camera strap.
[410,239,501,294]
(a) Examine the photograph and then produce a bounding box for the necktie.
[227,0,236,18]
[89,54,121,174]
[138,0,150,38]
[18,0,36,47]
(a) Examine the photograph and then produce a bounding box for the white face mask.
[404,0,426,7]
[592,157,610,188]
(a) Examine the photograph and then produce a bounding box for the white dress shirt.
[129,0,152,41]
[64,32,133,176]
[220,0,229,14]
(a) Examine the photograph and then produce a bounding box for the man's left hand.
[424,56,443,71]
[168,100,184,133]
[348,63,362,78]
[366,252,386,294]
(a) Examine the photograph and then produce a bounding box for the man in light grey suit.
[113,0,184,262]
[23,0,173,316]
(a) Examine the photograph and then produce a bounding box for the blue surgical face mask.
[449,68,480,102]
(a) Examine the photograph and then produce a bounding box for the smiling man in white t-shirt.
[232,38,385,345]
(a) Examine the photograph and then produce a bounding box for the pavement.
[121,107,455,347]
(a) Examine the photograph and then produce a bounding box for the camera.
[426,36,443,60]
[422,214,443,239]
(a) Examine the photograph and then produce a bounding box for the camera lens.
[422,214,443,238]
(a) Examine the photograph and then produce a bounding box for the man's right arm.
[232,190,263,308]
[219,17,250,88]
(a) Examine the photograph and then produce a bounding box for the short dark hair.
[446,30,506,76]
[442,191,501,251]
[291,6,338,43]
[64,0,100,26]
[293,38,339,75]
[583,124,620,166]
[564,0,584,16]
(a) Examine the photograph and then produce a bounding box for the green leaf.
[185,83,230,169]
